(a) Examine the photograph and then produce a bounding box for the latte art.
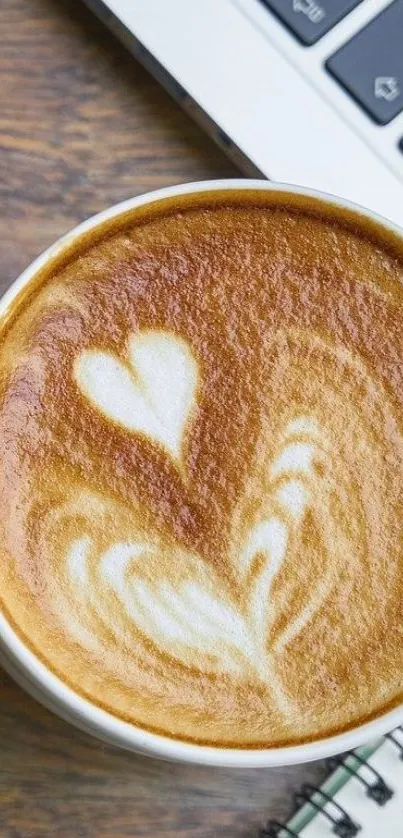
[1,190,403,748]
[75,331,199,465]
[58,347,329,701]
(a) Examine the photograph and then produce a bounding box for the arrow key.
[327,0,403,125]
[260,0,364,45]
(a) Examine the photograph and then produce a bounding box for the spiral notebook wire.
[261,727,403,837]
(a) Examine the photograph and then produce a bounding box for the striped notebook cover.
[262,727,403,837]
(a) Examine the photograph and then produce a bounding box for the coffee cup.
[1,179,403,767]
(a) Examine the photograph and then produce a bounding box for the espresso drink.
[1,190,403,748]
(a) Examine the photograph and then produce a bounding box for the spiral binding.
[385,729,403,760]
[261,730,402,837]
[327,753,393,805]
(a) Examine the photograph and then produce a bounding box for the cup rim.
[1,177,403,767]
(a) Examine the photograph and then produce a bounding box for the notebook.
[262,727,403,837]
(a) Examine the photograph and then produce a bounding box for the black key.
[327,0,403,125]
[260,0,364,45]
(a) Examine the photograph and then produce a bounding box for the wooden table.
[0,2,326,835]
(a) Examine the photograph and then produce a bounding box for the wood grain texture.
[0,1,326,835]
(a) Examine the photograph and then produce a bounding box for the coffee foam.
[75,331,199,466]
[1,192,403,747]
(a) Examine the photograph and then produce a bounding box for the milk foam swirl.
[75,331,199,465]
[35,326,403,733]
[48,332,329,713]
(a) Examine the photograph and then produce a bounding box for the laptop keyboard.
[261,0,403,126]
[327,2,403,124]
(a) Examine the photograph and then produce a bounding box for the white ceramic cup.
[1,179,403,768]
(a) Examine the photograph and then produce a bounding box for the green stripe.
[285,739,383,835]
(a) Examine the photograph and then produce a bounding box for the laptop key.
[260,0,364,45]
[327,0,403,125]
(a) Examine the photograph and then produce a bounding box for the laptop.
[82,0,403,226]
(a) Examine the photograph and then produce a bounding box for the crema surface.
[1,190,403,748]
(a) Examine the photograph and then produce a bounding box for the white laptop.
[82,0,403,226]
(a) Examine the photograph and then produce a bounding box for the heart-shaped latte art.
[48,391,331,715]
[57,328,392,724]
[74,331,198,463]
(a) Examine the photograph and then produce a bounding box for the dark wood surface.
[0,1,326,835]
